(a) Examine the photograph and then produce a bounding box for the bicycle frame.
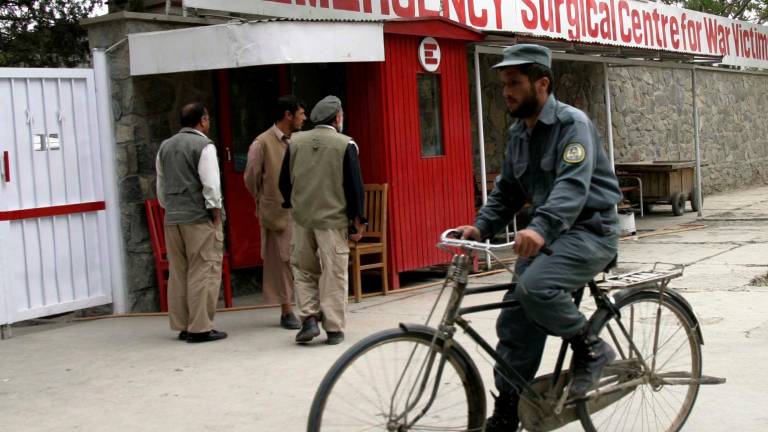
[392,242,575,430]
[424,233,610,403]
[392,230,716,430]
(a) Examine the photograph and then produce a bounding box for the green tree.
[659,0,768,23]
[0,0,103,67]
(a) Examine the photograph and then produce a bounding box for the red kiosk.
[219,18,483,291]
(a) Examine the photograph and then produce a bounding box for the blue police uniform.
[475,93,622,396]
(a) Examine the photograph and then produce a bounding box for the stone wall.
[117,72,217,311]
[608,67,695,163]
[609,66,768,192]
[694,69,768,191]
[86,14,219,311]
[469,51,768,195]
[468,53,504,176]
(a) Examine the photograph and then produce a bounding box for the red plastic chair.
[145,199,233,312]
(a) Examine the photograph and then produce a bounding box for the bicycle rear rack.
[597,264,684,290]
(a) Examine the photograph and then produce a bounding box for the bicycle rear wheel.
[307,326,486,432]
[578,290,702,432]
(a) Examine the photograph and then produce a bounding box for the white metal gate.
[0,67,118,327]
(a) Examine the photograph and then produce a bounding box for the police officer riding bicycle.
[454,44,623,431]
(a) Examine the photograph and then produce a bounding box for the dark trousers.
[494,222,618,394]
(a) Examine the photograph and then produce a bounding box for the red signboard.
[186,0,768,69]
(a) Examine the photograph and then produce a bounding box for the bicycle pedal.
[553,385,570,415]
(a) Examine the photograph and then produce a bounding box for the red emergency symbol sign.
[419,37,441,72]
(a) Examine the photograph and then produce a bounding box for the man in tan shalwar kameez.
[244,95,306,329]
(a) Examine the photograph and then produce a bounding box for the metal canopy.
[481,34,724,66]
[128,19,385,76]
[472,40,708,219]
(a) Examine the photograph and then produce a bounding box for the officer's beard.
[508,88,540,119]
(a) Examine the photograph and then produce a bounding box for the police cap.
[492,44,552,70]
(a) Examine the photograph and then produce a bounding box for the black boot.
[484,391,520,432]
[568,328,616,398]
[295,316,320,343]
[280,312,301,330]
[186,329,228,343]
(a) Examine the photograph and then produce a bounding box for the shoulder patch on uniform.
[563,143,586,164]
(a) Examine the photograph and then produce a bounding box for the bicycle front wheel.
[307,326,486,432]
[578,290,702,432]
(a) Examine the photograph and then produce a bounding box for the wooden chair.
[349,184,389,303]
[144,199,233,312]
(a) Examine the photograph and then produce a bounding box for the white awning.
[128,20,385,76]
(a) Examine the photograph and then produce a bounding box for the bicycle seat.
[603,254,618,273]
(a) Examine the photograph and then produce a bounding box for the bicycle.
[308,229,725,431]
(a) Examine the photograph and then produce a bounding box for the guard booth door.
[218,63,346,269]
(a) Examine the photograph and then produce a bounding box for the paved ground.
[1,186,767,431]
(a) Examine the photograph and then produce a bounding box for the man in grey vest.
[454,45,622,430]
[156,102,227,343]
[279,95,365,345]
[244,95,306,330]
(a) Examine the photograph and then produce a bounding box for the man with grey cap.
[453,44,622,430]
[279,95,365,345]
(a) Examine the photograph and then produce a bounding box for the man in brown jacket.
[244,95,306,329]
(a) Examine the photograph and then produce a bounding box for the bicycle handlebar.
[439,229,553,255]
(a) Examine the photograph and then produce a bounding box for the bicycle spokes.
[317,336,480,431]
[576,294,702,432]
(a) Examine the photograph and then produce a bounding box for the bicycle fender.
[397,323,483,369]
[397,322,454,345]
[664,289,704,345]
[604,288,704,345]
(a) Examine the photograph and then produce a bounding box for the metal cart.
[615,160,704,216]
